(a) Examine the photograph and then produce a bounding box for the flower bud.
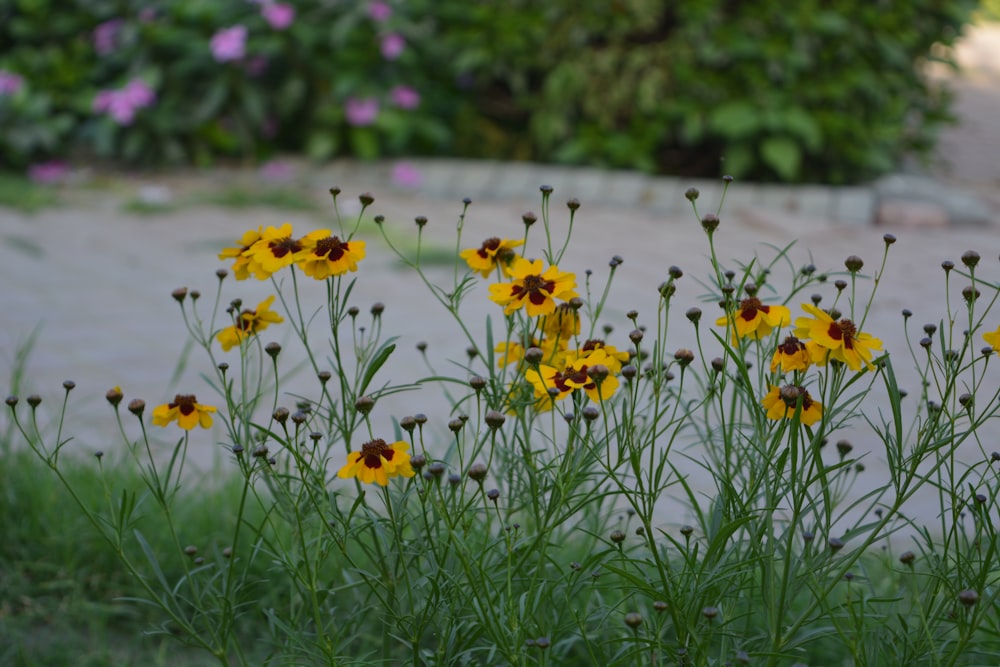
[467,462,488,482]
[844,255,863,272]
[485,410,506,430]
[265,342,281,359]
[216,268,228,281]
[5,395,17,407]
[106,387,123,406]
[522,211,537,227]
[883,233,896,245]
[410,454,426,470]
[486,488,500,502]
[829,537,845,552]
[961,250,980,269]
[524,347,545,365]
[448,418,463,433]
[566,198,580,211]
[414,216,427,228]
[701,214,719,233]
[674,349,695,366]
[958,589,979,607]
[702,606,719,619]
[684,187,699,201]
[355,395,375,414]
[899,550,915,565]
[624,612,642,628]
[127,398,145,416]
[628,329,644,345]
[171,287,188,303]
[359,192,374,206]
[273,407,289,423]
[27,394,41,408]
[685,307,702,324]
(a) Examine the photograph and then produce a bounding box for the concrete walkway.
[2,24,999,530]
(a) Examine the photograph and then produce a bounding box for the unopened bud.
[127,398,145,416]
[171,287,188,303]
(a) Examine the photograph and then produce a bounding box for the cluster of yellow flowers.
[717,297,884,426]
[462,236,627,411]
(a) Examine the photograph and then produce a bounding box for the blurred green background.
[0,0,987,183]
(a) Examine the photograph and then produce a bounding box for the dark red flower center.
[477,237,501,259]
[268,236,302,259]
[360,438,395,469]
[828,319,858,349]
[313,236,348,261]
[170,394,198,416]
[236,309,258,332]
[512,274,555,305]
[777,336,806,355]
[581,339,604,353]
[739,297,768,321]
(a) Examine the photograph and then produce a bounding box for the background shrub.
[0,0,982,182]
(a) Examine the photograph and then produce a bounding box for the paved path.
[2,24,1000,530]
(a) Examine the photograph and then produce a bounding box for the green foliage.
[0,1,984,180]
[434,0,978,183]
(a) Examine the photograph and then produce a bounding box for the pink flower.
[262,2,295,30]
[92,79,156,126]
[93,19,123,56]
[380,33,405,60]
[138,8,156,23]
[211,25,247,62]
[28,161,69,184]
[344,97,379,127]
[122,79,155,107]
[391,162,422,189]
[0,70,24,96]
[368,1,392,22]
[390,85,420,110]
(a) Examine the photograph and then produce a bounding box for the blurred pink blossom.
[211,25,248,62]
[138,8,156,23]
[0,70,23,96]
[92,79,156,126]
[262,3,295,30]
[368,1,392,22]
[390,85,420,110]
[258,159,295,181]
[391,162,422,189]
[93,19,123,56]
[344,97,379,127]
[28,161,69,184]
[380,33,405,60]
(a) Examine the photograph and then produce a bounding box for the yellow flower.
[761,385,822,426]
[218,227,263,281]
[794,304,883,371]
[337,439,415,486]
[216,295,284,351]
[460,237,524,278]
[771,335,811,373]
[152,394,217,430]
[488,257,577,317]
[568,339,630,374]
[525,349,619,411]
[543,302,581,340]
[496,336,568,370]
[294,230,366,279]
[245,223,302,279]
[716,297,791,342]
[984,325,1000,353]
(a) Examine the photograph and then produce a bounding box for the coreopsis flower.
[771,335,811,373]
[294,230,366,279]
[337,439,415,486]
[716,297,791,342]
[543,302,581,339]
[568,340,629,374]
[794,304,883,372]
[460,237,524,278]
[245,223,302,279]
[489,257,577,317]
[216,295,284,351]
[219,227,263,280]
[525,349,619,410]
[152,394,217,430]
[761,385,822,426]
[983,325,1000,352]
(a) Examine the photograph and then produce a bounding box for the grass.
[0,173,60,213]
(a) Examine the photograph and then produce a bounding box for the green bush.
[0,0,980,182]
[435,0,979,183]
